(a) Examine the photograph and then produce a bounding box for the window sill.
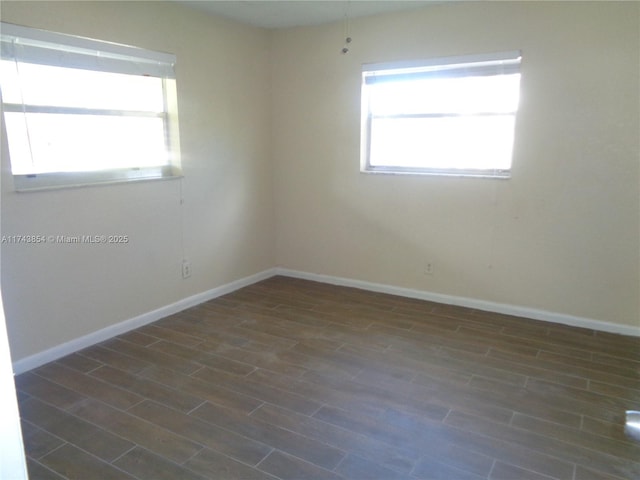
[361,166,511,179]
[13,165,183,192]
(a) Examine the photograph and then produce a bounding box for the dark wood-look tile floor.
[15,276,640,480]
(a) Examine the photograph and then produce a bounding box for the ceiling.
[177,1,442,29]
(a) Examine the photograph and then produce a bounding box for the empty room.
[0,1,638,479]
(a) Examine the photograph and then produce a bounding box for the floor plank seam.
[16,277,640,480]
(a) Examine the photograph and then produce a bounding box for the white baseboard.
[12,268,278,374]
[274,268,640,337]
[12,265,639,374]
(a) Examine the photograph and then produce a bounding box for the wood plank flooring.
[15,276,640,479]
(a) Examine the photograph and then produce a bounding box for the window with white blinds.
[361,51,522,178]
[0,22,182,190]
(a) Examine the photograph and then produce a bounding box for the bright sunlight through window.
[0,23,181,190]
[361,52,522,178]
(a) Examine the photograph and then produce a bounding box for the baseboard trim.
[275,268,640,337]
[12,268,278,374]
[12,265,639,374]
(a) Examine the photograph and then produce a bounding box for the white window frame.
[0,22,182,191]
[360,51,522,178]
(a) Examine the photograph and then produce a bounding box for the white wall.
[2,1,638,366]
[1,1,275,361]
[271,1,640,329]
[0,290,27,479]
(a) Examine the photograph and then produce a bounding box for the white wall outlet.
[424,261,434,276]
[182,260,192,279]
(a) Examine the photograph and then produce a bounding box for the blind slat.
[363,51,521,85]
[1,22,175,78]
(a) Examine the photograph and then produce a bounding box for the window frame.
[0,22,182,191]
[360,51,522,179]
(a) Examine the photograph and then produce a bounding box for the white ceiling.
[177,1,441,29]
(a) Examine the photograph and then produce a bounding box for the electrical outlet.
[182,260,192,279]
[424,262,434,276]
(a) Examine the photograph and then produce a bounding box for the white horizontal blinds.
[0,22,175,78]
[0,22,182,189]
[363,51,521,84]
[361,51,522,177]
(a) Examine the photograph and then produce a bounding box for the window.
[0,23,182,190]
[361,51,522,178]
